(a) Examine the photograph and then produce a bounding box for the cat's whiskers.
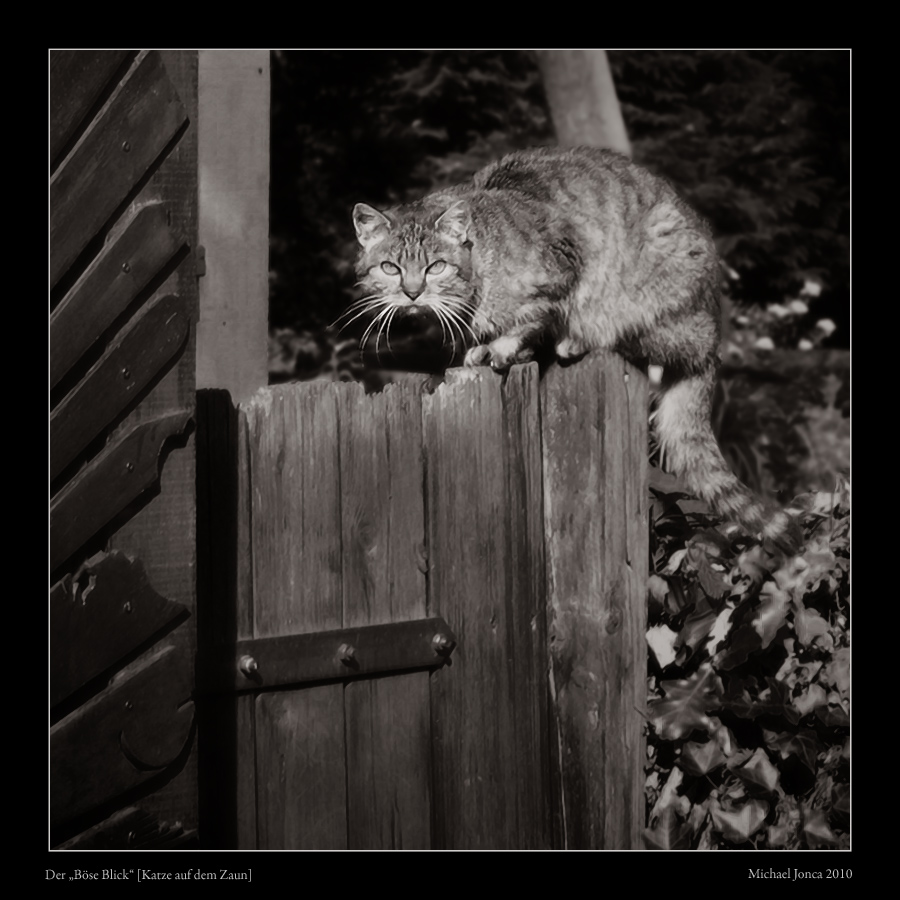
[335,297,391,332]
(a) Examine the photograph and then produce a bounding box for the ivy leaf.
[794,606,830,646]
[821,646,850,697]
[649,665,722,740]
[733,747,781,793]
[715,623,763,671]
[756,677,801,725]
[816,702,850,728]
[767,795,801,849]
[647,623,679,669]
[710,798,769,844]
[802,806,838,848]
[644,806,694,850]
[763,728,820,773]
[679,739,726,776]
[663,548,688,575]
[676,605,719,660]
[793,683,827,717]
[831,783,850,829]
[753,583,791,648]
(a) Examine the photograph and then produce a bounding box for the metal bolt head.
[122,367,131,380]
[122,262,131,273]
[338,643,356,664]
[122,140,131,152]
[432,633,455,654]
[239,655,258,677]
[125,461,134,472]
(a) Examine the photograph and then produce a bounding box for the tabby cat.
[350,146,797,549]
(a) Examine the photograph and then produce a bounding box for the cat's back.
[473,146,705,236]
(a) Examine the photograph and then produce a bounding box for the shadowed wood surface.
[424,364,549,849]
[50,551,188,707]
[51,294,190,482]
[50,51,188,287]
[340,376,431,849]
[51,204,186,391]
[50,50,134,166]
[541,352,647,848]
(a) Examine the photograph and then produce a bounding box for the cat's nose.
[403,286,425,301]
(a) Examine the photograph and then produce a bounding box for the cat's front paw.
[464,344,492,367]
[555,336,589,363]
[487,336,534,370]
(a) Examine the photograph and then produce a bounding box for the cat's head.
[346,198,477,353]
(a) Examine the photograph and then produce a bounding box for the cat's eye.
[427,260,447,275]
[380,261,401,275]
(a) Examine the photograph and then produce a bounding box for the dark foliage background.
[269,49,848,342]
[268,49,849,499]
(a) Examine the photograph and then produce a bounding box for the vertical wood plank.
[424,363,547,849]
[244,384,346,849]
[339,377,431,849]
[541,352,647,849]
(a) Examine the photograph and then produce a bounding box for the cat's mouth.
[337,292,478,359]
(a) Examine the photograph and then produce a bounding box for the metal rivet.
[122,140,131,152]
[239,655,258,677]
[122,262,131,273]
[338,643,356,664]
[123,601,132,613]
[432,633,454,654]
[122,367,131,379]
[125,461,134,472]
[125,700,134,710]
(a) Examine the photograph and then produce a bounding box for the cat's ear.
[353,203,391,250]
[435,201,469,244]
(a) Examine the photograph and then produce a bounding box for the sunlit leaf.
[647,624,679,669]
[793,683,827,717]
[802,805,838,848]
[710,798,769,843]
[644,806,693,850]
[733,747,781,793]
[754,582,790,648]
[794,606,830,646]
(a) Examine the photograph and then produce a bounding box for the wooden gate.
[199,353,647,850]
[50,50,199,849]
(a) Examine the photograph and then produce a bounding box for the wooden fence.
[199,352,648,850]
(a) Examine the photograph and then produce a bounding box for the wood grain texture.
[51,204,185,391]
[339,376,431,848]
[243,383,346,848]
[100,50,200,836]
[541,352,647,849]
[50,50,188,288]
[51,294,189,482]
[51,643,194,827]
[50,50,133,166]
[50,551,187,707]
[196,51,270,404]
[424,363,548,849]
[50,411,192,575]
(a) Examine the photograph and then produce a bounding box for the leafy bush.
[644,474,850,849]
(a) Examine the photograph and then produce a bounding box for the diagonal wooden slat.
[51,551,188,707]
[51,293,189,482]
[50,50,134,165]
[50,50,187,288]
[50,411,192,574]
[51,204,185,391]
[51,644,194,827]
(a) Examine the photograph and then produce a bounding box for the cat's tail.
[652,368,801,553]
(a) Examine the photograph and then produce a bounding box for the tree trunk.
[536,50,631,156]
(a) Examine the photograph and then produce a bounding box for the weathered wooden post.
[542,353,648,849]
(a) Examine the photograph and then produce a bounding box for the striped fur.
[351,147,799,550]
